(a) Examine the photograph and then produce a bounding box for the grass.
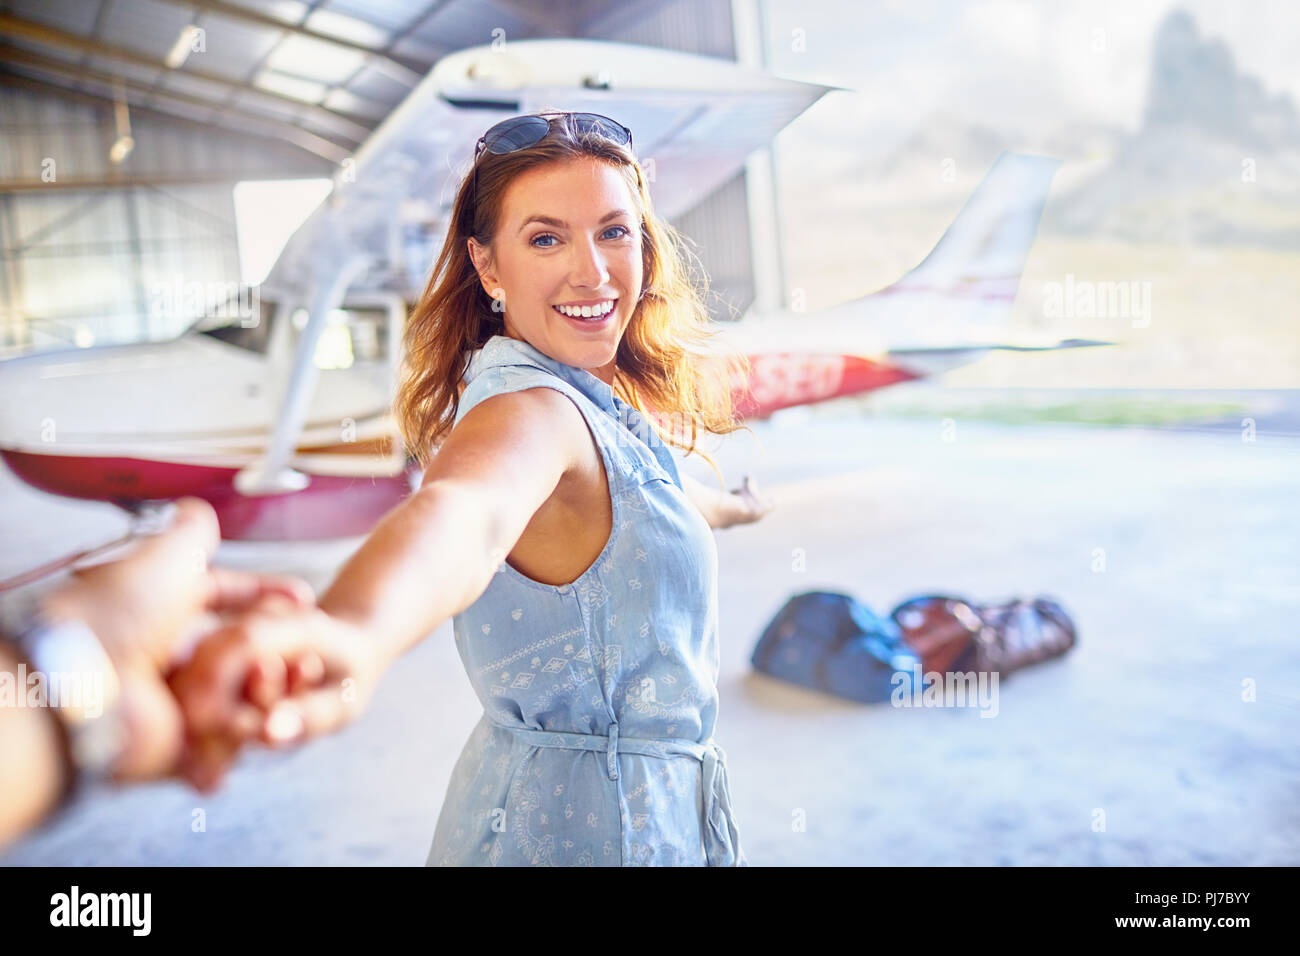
[870,398,1252,426]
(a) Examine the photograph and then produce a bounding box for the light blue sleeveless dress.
[425,333,747,866]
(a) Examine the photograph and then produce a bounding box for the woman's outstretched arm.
[166,386,593,783]
[325,384,592,669]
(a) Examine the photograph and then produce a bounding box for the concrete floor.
[2,398,1297,865]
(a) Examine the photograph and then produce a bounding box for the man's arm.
[0,499,314,849]
[0,642,69,848]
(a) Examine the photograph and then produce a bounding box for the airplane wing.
[881,338,1113,379]
[888,338,1114,354]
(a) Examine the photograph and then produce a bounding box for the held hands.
[166,595,380,792]
[38,497,378,792]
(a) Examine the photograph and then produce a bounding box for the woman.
[173,111,775,866]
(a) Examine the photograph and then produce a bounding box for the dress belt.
[486,716,743,866]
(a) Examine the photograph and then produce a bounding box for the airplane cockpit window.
[313,307,389,369]
[188,297,276,353]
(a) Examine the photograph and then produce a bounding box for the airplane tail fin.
[713,151,1082,361]
[883,151,1061,304]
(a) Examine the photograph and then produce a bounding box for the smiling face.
[467,156,643,384]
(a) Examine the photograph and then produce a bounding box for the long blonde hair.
[395,112,749,479]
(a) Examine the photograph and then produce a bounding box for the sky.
[750,0,1300,389]
[759,0,1300,163]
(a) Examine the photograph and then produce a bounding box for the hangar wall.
[0,83,329,353]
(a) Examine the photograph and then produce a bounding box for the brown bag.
[972,597,1077,674]
[890,595,982,675]
[890,594,1077,677]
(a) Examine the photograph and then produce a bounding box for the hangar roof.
[0,0,638,164]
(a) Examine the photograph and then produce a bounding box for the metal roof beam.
[0,12,377,141]
[0,46,353,162]
[321,0,454,118]
[0,69,335,175]
[0,172,320,194]
[152,0,427,85]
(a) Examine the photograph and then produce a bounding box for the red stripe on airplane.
[0,449,418,541]
[731,352,918,419]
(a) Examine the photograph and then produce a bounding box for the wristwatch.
[4,595,129,797]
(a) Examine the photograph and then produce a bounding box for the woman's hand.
[717,475,777,529]
[680,472,777,530]
[165,596,383,792]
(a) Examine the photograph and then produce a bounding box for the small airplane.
[0,39,1105,542]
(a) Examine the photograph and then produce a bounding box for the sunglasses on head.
[473,111,634,160]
